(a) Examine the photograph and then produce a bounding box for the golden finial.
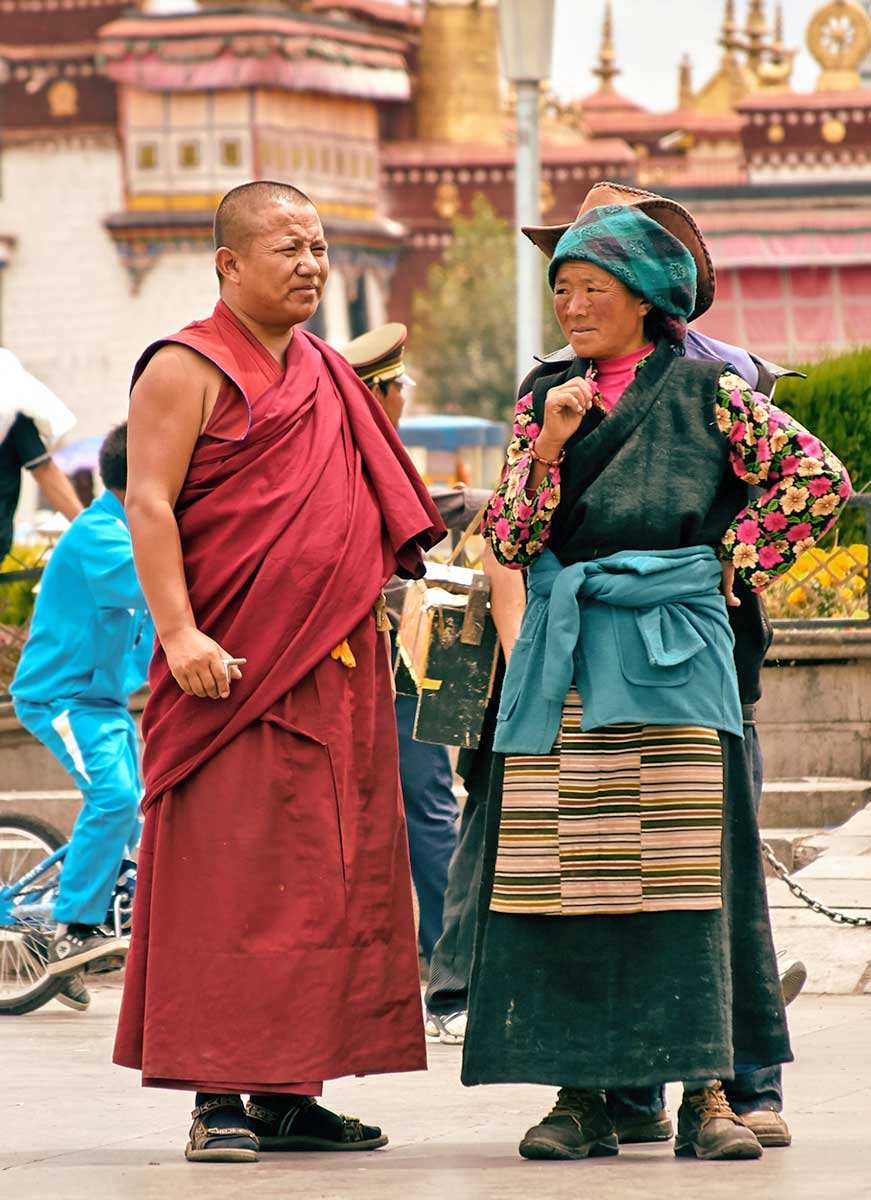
[773,0,784,44]
[678,53,694,108]
[757,0,795,89]
[592,0,620,92]
[745,0,769,71]
[720,0,739,54]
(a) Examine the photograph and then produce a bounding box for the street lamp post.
[498,0,555,384]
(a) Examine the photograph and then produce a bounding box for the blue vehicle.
[0,812,135,1014]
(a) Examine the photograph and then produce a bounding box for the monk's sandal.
[185,1096,259,1163]
[519,1088,619,1161]
[675,1083,763,1160]
[246,1097,388,1152]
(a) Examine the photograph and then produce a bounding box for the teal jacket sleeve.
[78,517,147,611]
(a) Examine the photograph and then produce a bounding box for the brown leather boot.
[739,1108,792,1147]
[675,1083,763,1160]
[519,1088,619,1160]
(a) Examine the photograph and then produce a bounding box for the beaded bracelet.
[530,442,566,468]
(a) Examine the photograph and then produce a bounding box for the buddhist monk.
[113,181,445,1164]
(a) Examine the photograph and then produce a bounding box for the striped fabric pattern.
[491,692,723,917]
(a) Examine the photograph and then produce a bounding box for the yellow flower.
[499,541,518,561]
[751,403,768,424]
[715,405,732,433]
[781,485,809,515]
[719,371,746,393]
[743,471,761,485]
[797,457,823,477]
[506,439,527,466]
[770,430,788,452]
[722,528,737,548]
[750,571,769,589]
[810,494,839,518]
[733,544,759,569]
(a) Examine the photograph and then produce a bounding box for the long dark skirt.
[462,728,792,1089]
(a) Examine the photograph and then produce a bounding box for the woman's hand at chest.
[530,378,595,491]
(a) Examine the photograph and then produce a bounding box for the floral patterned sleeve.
[483,392,562,568]
[715,371,852,593]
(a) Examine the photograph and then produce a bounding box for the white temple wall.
[0,137,215,446]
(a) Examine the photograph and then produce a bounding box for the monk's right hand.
[538,378,595,456]
[163,628,244,700]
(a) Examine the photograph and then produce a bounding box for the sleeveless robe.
[113,301,444,1091]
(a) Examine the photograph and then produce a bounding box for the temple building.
[1,0,871,441]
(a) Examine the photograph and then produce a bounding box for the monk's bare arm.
[126,346,241,700]
[482,544,526,662]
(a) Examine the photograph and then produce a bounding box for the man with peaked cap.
[345,324,526,994]
[344,323,415,430]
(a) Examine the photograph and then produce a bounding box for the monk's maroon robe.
[113,301,444,1091]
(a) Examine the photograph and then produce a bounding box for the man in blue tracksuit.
[12,423,152,1000]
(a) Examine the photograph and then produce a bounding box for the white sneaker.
[776,954,807,1007]
[425,1010,467,1045]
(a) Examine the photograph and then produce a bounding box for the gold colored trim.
[127,192,224,211]
[126,194,377,220]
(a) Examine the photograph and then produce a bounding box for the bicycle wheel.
[0,813,65,1014]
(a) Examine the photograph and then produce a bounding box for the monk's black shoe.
[675,1083,763,1160]
[185,1095,259,1163]
[246,1096,388,1152]
[519,1088,619,1160]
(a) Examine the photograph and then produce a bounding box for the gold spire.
[773,0,784,45]
[592,0,619,92]
[690,0,758,112]
[678,53,693,109]
[719,0,740,56]
[756,0,795,89]
[744,0,769,71]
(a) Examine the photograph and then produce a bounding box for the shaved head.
[212,180,328,328]
[213,180,315,254]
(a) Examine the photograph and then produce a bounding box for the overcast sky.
[149,0,856,111]
[551,0,843,110]
[551,0,839,110]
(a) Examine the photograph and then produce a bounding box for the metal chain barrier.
[761,840,871,928]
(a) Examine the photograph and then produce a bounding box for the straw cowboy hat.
[522,180,716,322]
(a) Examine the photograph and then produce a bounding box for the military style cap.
[344,322,414,387]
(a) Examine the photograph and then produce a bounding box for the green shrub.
[775,348,871,543]
[0,544,47,625]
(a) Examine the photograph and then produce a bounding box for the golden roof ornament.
[744,0,769,71]
[807,0,871,91]
[678,53,693,109]
[720,0,741,57]
[592,0,619,93]
[687,0,758,113]
[757,1,796,90]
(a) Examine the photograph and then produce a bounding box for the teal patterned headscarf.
[548,205,697,319]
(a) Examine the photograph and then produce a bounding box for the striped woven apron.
[490,691,724,917]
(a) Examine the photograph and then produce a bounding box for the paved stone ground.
[769,803,871,995]
[1,986,869,1200]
